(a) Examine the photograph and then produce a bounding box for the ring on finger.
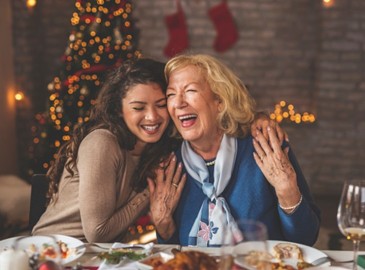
[172,183,178,188]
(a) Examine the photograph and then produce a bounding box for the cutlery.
[74,243,111,253]
[310,256,354,266]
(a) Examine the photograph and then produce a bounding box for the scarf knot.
[202,182,216,199]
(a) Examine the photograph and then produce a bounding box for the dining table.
[63,243,365,270]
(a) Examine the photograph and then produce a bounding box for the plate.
[307,267,348,270]
[0,234,86,265]
[136,252,174,270]
[234,240,330,269]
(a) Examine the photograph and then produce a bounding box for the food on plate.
[97,249,147,264]
[28,240,74,260]
[58,241,72,259]
[138,252,174,269]
[243,250,274,268]
[153,250,218,270]
[273,243,303,260]
[241,242,316,270]
[142,255,165,268]
[262,261,296,270]
[296,260,314,270]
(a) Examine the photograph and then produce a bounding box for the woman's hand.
[147,153,186,240]
[253,126,301,211]
[251,112,289,143]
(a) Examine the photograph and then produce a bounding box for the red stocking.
[208,0,239,53]
[164,0,189,58]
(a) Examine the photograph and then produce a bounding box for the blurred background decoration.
[28,0,141,176]
[1,0,364,248]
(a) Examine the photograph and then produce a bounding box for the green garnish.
[98,251,147,264]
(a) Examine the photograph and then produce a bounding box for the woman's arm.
[253,126,320,245]
[253,126,301,210]
[77,130,149,243]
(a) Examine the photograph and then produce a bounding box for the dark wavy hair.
[46,58,181,202]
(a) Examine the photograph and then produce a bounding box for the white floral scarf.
[181,134,241,246]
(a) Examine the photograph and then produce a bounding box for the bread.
[273,243,303,260]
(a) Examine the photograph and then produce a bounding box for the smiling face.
[166,65,222,152]
[122,82,170,153]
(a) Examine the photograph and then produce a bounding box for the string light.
[14,91,25,101]
[270,100,316,124]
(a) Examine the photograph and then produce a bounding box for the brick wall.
[11,0,365,195]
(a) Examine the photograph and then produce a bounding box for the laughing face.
[166,65,222,150]
[122,82,170,153]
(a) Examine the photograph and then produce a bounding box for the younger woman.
[32,58,180,242]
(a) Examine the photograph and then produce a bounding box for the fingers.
[267,126,282,153]
[261,125,269,141]
[172,173,186,204]
[172,162,183,185]
[155,162,166,185]
[164,154,177,188]
[274,122,289,143]
[252,138,266,162]
[254,129,272,156]
[275,124,284,143]
[251,123,258,140]
[284,131,289,142]
[251,112,270,140]
[147,178,155,194]
[253,152,264,167]
[147,178,156,205]
[254,126,288,164]
[284,146,290,158]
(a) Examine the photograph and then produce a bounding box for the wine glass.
[220,219,270,270]
[337,178,365,270]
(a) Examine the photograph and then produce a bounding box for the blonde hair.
[165,54,256,138]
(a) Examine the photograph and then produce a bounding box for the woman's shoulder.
[85,128,116,140]
[81,129,119,149]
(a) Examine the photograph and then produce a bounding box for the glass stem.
[353,240,360,270]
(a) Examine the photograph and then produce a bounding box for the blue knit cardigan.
[158,135,321,246]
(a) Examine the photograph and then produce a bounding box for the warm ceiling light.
[323,0,334,8]
[26,0,37,9]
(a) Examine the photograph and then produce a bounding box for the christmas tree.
[28,0,141,175]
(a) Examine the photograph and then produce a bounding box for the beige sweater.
[32,129,150,243]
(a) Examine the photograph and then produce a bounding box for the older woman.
[148,54,320,247]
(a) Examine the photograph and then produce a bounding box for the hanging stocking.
[208,0,239,53]
[164,0,189,58]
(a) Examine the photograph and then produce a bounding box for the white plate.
[0,234,86,265]
[136,252,174,270]
[307,267,348,270]
[235,240,330,269]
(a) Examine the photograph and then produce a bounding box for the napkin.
[97,242,154,270]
